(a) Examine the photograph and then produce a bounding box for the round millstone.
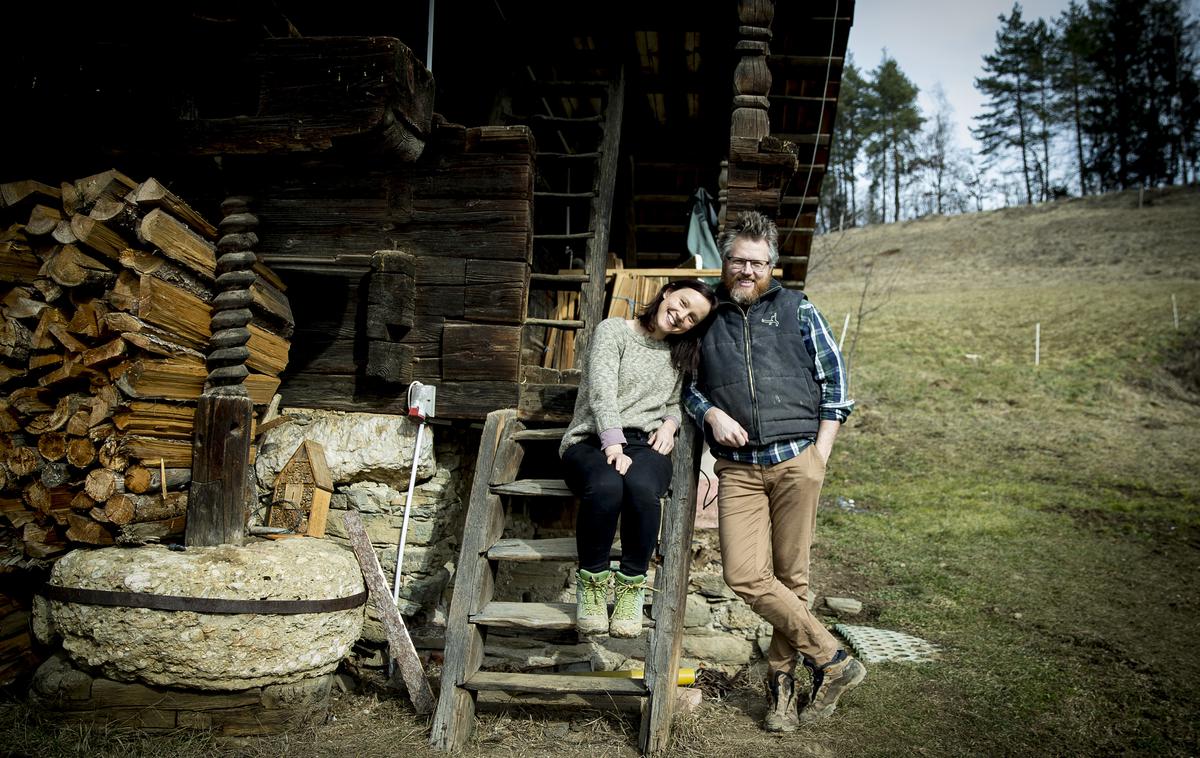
[48,538,365,690]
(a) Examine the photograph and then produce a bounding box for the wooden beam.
[344,509,435,714]
[430,410,519,751]
[641,421,702,755]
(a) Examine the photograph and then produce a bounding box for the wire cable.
[782,0,841,250]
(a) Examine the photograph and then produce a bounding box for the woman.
[559,278,716,637]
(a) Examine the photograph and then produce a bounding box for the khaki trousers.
[715,445,840,674]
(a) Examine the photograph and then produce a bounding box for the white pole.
[425,0,436,72]
[1035,322,1041,366]
[392,421,426,604]
[839,312,851,351]
[1172,294,1179,330]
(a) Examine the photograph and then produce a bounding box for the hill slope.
[791,185,1200,756]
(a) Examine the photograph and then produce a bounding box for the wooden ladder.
[523,70,624,370]
[429,409,701,754]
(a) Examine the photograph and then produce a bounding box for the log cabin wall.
[224,125,535,420]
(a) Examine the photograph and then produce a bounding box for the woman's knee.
[581,474,623,506]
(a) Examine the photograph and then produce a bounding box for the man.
[684,211,864,732]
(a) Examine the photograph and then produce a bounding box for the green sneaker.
[575,569,611,635]
[609,571,647,638]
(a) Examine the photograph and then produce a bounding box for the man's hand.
[604,444,632,475]
[705,408,749,448]
[813,419,840,465]
[648,419,677,455]
[814,439,832,465]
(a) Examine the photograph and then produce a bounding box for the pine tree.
[864,55,923,221]
[974,4,1040,203]
[1054,2,1098,194]
[828,61,868,228]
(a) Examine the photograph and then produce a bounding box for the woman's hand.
[604,444,632,475]
[648,419,678,455]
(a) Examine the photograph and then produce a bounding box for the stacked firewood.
[0,171,292,558]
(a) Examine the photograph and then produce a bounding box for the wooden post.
[574,73,624,365]
[430,409,518,751]
[724,0,775,225]
[641,421,702,755]
[344,509,435,713]
[186,197,258,547]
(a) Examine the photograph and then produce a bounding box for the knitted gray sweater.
[559,317,682,456]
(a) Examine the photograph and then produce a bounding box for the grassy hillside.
[3,187,1198,757]
[779,185,1200,756]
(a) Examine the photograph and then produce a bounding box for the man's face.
[723,238,773,305]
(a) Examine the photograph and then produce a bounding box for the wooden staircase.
[429,409,701,754]
[521,70,624,372]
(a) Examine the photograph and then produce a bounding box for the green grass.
[798,272,1200,756]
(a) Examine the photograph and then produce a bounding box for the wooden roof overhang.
[2,0,853,283]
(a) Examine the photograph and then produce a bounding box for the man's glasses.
[725,257,770,273]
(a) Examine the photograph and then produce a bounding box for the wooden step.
[487,537,621,562]
[529,273,589,286]
[779,195,822,207]
[465,671,647,696]
[471,601,653,631]
[534,232,595,240]
[509,427,568,441]
[490,478,572,496]
[471,601,576,630]
[534,191,597,199]
[528,114,604,127]
[523,317,585,330]
[537,151,602,161]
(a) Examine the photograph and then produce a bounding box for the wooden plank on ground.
[466,672,647,697]
[343,509,435,714]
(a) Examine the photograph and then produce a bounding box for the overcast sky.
[845,0,1079,154]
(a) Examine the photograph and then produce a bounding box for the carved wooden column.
[186,197,258,547]
[724,0,776,226]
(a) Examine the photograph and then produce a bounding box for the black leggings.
[562,432,673,576]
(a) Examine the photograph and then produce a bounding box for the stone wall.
[255,408,788,676]
[254,408,474,667]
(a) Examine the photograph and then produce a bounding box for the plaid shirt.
[683,295,853,466]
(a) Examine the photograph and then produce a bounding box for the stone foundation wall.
[255,409,781,675]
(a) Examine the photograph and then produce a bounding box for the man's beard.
[725,272,770,305]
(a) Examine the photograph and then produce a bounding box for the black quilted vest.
[698,284,821,453]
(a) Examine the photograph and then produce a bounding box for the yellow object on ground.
[574,668,696,686]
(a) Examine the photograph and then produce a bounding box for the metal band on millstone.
[208,197,258,395]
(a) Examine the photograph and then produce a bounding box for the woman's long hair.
[636,278,718,375]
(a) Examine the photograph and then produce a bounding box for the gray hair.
[717,210,779,266]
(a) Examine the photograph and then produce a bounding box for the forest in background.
[819,0,1200,228]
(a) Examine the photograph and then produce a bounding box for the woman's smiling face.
[653,287,713,336]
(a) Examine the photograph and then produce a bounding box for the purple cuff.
[599,428,627,449]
